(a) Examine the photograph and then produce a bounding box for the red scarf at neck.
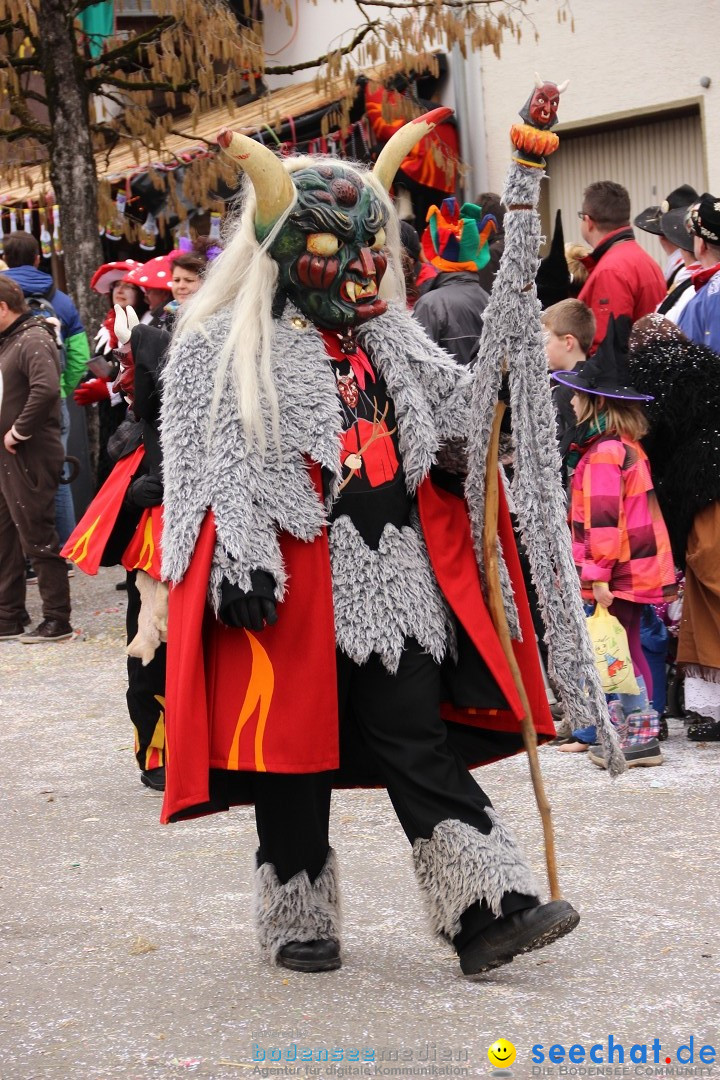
[320,329,376,390]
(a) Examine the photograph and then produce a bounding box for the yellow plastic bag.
[586,604,640,695]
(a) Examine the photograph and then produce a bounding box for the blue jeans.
[54,397,76,546]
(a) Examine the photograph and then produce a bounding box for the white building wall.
[478,0,717,192]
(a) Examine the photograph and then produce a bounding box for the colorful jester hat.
[422,197,497,274]
[217,109,452,330]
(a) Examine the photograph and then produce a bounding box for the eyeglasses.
[577,210,588,220]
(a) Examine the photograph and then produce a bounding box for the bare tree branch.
[265,20,379,75]
[84,16,177,71]
[94,72,193,94]
[0,123,49,142]
[0,52,41,70]
[19,86,48,107]
[167,128,217,148]
[3,90,51,140]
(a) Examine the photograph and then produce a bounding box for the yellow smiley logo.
[488,1039,516,1068]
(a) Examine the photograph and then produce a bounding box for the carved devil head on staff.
[519,74,569,131]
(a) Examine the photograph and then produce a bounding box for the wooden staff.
[482,398,561,900]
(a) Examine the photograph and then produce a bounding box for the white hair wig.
[174,155,405,451]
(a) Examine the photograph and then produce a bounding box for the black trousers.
[125,570,167,770]
[252,640,536,940]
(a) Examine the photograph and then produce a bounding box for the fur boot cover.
[253,848,341,963]
[126,571,169,665]
[413,814,540,941]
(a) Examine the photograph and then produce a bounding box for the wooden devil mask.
[218,108,451,329]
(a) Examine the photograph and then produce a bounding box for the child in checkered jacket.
[551,316,677,768]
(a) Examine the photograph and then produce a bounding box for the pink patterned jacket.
[570,433,677,604]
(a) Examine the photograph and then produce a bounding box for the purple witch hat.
[552,315,653,402]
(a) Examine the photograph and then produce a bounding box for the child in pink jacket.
[553,317,677,767]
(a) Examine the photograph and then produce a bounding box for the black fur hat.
[687,192,720,247]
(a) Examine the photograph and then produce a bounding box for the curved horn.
[372,107,453,192]
[534,71,544,88]
[217,128,295,235]
[556,79,570,94]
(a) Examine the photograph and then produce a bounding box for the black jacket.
[412,271,490,367]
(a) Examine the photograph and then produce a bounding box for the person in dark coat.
[475,191,505,296]
[413,197,495,366]
[0,276,72,642]
[630,314,720,741]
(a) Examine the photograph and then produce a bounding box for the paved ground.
[1,568,718,1080]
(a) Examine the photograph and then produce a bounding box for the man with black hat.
[578,181,666,354]
[678,194,720,353]
[656,203,701,324]
[634,184,699,290]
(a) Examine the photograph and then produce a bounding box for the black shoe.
[115,580,128,591]
[687,716,720,742]
[458,900,580,977]
[26,565,38,585]
[658,714,669,741]
[66,560,76,578]
[278,939,342,972]
[0,621,25,641]
[21,619,74,643]
[140,766,166,791]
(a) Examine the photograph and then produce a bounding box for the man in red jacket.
[578,181,666,353]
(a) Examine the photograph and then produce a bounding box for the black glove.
[219,570,278,631]
[126,473,164,508]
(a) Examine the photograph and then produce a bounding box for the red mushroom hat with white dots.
[124,255,174,292]
[90,259,144,295]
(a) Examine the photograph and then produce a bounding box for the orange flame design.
[65,515,101,565]
[227,630,275,772]
[145,694,166,770]
[136,514,156,573]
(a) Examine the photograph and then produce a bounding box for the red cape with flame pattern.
[161,465,553,823]
[61,448,164,580]
[62,447,145,574]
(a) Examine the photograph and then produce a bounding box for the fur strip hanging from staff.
[465,83,627,786]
